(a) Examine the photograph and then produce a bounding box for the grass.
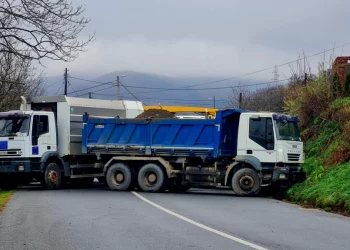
[0,190,15,213]
[285,97,350,215]
[287,162,350,214]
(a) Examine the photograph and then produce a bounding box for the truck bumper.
[0,160,32,173]
[272,165,306,188]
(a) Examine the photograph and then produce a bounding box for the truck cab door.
[31,114,56,157]
[246,116,277,163]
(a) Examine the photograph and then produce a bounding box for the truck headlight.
[279,173,287,179]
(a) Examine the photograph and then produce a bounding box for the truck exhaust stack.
[20,96,28,110]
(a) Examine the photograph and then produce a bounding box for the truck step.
[69,164,101,169]
[182,181,221,187]
[70,173,104,179]
[172,170,221,176]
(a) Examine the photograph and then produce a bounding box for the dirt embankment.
[136,109,176,119]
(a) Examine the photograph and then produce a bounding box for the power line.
[73,79,145,104]
[66,41,350,95]
[69,76,114,85]
[46,79,62,88]
[118,41,350,96]
[91,93,227,102]
[68,75,288,96]
[54,83,64,96]
[68,80,79,97]
[76,85,116,97]
[184,41,350,88]
[126,78,289,91]
[119,81,145,104]
[68,81,112,94]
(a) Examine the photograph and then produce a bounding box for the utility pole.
[89,92,92,99]
[116,76,121,100]
[272,65,279,85]
[213,96,216,108]
[64,68,68,96]
[239,92,242,109]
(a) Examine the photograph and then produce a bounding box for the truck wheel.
[106,163,135,191]
[232,168,260,196]
[71,178,94,188]
[138,163,166,192]
[43,162,62,190]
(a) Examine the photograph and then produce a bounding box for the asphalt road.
[0,183,349,250]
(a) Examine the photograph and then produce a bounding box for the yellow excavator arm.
[143,105,218,117]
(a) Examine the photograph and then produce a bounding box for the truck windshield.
[0,115,30,137]
[276,120,301,141]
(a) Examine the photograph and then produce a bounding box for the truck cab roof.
[3,110,53,116]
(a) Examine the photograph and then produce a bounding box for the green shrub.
[332,97,350,109]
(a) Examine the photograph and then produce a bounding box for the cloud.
[43,37,301,79]
[41,0,350,80]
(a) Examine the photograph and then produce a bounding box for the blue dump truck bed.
[82,110,243,159]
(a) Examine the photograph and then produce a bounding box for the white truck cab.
[0,111,57,158]
[0,96,144,190]
[235,112,304,187]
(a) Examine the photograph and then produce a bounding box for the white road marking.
[131,191,269,250]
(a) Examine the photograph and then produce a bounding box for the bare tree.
[228,82,286,112]
[0,48,45,111]
[0,0,94,61]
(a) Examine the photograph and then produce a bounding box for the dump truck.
[82,109,306,195]
[0,96,143,189]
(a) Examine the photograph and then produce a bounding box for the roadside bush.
[284,76,333,128]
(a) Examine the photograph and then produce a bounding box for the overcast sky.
[42,0,350,81]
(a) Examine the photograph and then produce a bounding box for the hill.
[44,70,259,108]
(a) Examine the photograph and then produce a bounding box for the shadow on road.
[18,182,274,199]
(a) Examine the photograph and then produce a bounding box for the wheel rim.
[143,171,158,187]
[239,175,255,191]
[48,169,58,185]
[114,170,126,185]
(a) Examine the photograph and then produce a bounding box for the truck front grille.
[0,149,22,157]
[287,153,300,162]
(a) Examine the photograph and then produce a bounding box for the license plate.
[0,151,7,155]
[279,174,287,179]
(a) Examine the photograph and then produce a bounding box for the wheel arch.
[40,152,67,176]
[224,156,262,186]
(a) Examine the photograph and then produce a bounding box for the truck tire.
[106,163,135,191]
[138,163,166,192]
[43,162,62,190]
[232,168,260,196]
[71,178,94,188]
